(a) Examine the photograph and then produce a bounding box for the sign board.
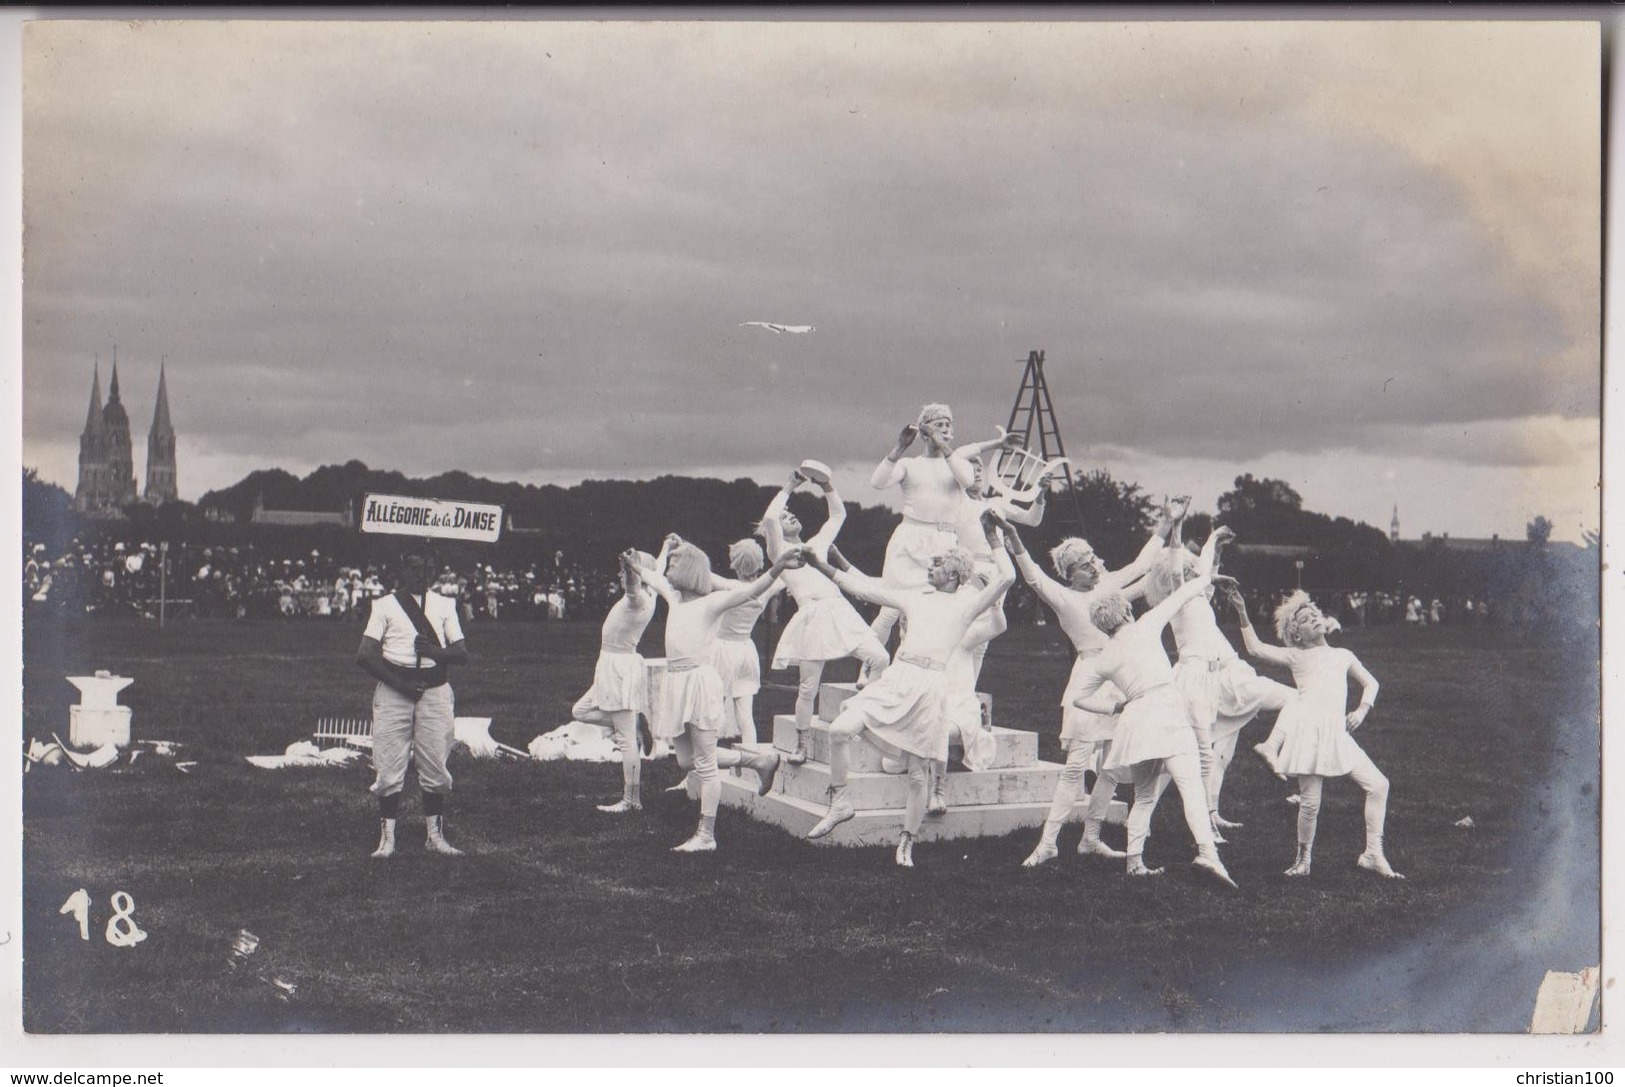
[359,493,504,543]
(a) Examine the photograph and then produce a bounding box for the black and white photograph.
[3,8,1611,1067]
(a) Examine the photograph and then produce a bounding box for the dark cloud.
[21,22,1597,506]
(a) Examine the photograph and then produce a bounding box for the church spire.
[82,358,104,432]
[150,356,172,434]
[108,345,122,404]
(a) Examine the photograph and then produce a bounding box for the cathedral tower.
[74,361,107,512]
[144,359,177,503]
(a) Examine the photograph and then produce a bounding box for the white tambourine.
[797,459,833,486]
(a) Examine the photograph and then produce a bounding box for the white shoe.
[1126,858,1165,877]
[745,750,781,796]
[370,819,396,860]
[1193,851,1237,888]
[1212,813,1244,830]
[1357,851,1405,879]
[926,790,948,817]
[1021,842,1058,868]
[1254,742,1287,781]
[595,799,641,813]
[806,793,855,839]
[672,832,716,853]
[1285,793,1302,806]
[424,816,464,856]
[1078,835,1127,860]
[785,734,810,766]
[894,837,915,867]
[1284,845,1312,877]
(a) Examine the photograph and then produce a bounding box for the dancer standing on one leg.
[1225,587,1403,879]
[803,513,1015,867]
[642,539,795,852]
[356,553,470,859]
[572,543,669,814]
[867,406,1019,665]
[1010,504,1173,867]
[1071,526,1238,887]
[761,470,890,765]
[1143,509,1294,839]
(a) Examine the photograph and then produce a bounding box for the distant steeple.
[75,358,108,512]
[82,358,103,431]
[1390,503,1400,544]
[150,357,172,433]
[99,344,137,507]
[145,356,178,504]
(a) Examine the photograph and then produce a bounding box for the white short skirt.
[711,638,761,698]
[945,687,997,771]
[654,663,727,739]
[835,659,951,761]
[576,651,647,716]
[772,595,876,669]
[1173,656,1293,742]
[1104,685,1200,771]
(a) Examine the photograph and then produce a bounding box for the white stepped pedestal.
[67,673,134,749]
[714,683,1128,846]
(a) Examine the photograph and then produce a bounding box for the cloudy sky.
[19,18,1601,541]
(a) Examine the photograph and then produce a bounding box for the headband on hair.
[917,402,953,428]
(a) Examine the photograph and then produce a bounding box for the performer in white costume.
[1143,511,1295,838]
[803,514,1015,867]
[1008,506,1173,867]
[1227,588,1403,879]
[642,540,795,852]
[826,542,1004,817]
[867,405,1018,659]
[760,471,890,765]
[572,543,669,813]
[1071,527,1238,887]
[711,539,785,745]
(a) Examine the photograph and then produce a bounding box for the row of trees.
[21,463,1597,632]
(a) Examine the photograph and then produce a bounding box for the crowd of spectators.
[23,539,622,623]
[21,536,1505,633]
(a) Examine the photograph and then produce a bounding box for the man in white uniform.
[357,553,469,859]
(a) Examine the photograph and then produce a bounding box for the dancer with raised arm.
[572,542,670,813]
[802,513,1015,867]
[760,470,890,766]
[867,406,1020,661]
[1010,502,1172,867]
[711,539,785,746]
[826,542,1006,817]
[642,538,797,852]
[1143,509,1294,838]
[1071,526,1238,887]
[1226,588,1403,879]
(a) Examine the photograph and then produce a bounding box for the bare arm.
[760,477,797,558]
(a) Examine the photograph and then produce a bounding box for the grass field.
[20,615,1600,1033]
